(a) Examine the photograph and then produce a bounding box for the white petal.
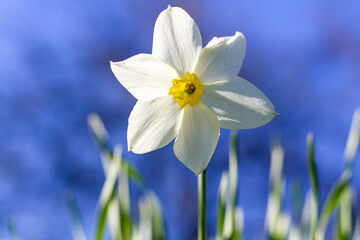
[174,103,220,174]
[152,6,202,75]
[201,77,276,129]
[194,32,246,83]
[111,54,178,101]
[128,95,183,154]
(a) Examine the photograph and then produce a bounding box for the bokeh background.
[1,0,360,239]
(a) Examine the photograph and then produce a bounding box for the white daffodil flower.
[111,6,276,175]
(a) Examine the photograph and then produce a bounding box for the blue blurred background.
[1,0,360,239]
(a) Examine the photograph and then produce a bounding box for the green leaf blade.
[63,191,88,240]
[318,172,351,236]
[343,108,360,172]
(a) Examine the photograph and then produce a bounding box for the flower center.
[169,72,204,110]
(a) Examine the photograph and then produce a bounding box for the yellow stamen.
[168,72,204,110]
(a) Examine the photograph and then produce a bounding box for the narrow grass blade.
[63,191,88,240]
[309,190,318,240]
[107,196,122,240]
[118,160,133,240]
[88,113,111,157]
[96,193,113,240]
[222,132,239,239]
[132,226,141,240]
[289,181,302,240]
[216,172,229,240]
[229,131,238,211]
[307,133,319,206]
[138,195,152,240]
[223,206,244,240]
[288,225,302,240]
[265,193,278,235]
[108,144,127,240]
[307,133,319,239]
[266,137,286,239]
[292,180,302,223]
[318,171,351,236]
[278,213,291,240]
[269,136,284,186]
[343,108,360,172]
[122,160,146,187]
[234,207,244,240]
[337,187,353,240]
[99,146,122,206]
[88,113,146,186]
[6,218,20,240]
[96,146,122,240]
[302,189,319,240]
[301,190,311,229]
[352,219,360,240]
[148,192,166,240]
[198,169,207,240]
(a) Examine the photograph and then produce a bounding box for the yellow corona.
[168,72,204,110]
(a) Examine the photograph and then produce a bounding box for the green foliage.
[317,172,350,238]
[336,187,353,240]
[67,113,166,240]
[334,108,360,240]
[7,218,21,240]
[262,108,360,240]
[343,109,360,172]
[198,169,207,240]
[88,113,146,186]
[216,132,243,240]
[10,109,358,239]
[217,172,229,239]
[86,108,359,240]
[63,191,88,240]
[306,133,319,239]
[266,137,290,240]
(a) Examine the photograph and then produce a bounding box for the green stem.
[198,169,207,240]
